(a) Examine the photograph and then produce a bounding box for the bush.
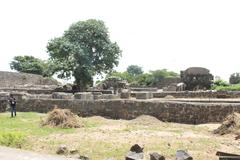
[214,84,240,91]
[0,132,26,148]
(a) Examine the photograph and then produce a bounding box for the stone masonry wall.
[151,91,240,98]
[10,99,240,124]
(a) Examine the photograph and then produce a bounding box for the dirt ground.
[27,115,240,160]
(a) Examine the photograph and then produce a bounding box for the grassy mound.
[129,115,162,125]
[213,112,240,135]
[41,108,82,128]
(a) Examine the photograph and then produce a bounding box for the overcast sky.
[0,0,240,81]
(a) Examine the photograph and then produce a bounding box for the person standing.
[9,94,16,117]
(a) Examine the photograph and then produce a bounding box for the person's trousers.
[11,106,16,117]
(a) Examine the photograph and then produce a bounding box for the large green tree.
[127,65,143,77]
[229,73,240,84]
[47,19,121,90]
[10,55,53,77]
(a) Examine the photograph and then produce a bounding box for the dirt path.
[0,146,75,160]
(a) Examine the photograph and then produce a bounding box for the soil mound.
[130,115,162,125]
[213,112,240,135]
[41,108,82,128]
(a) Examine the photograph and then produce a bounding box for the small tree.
[10,56,53,77]
[47,19,121,90]
[127,65,143,77]
[229,73,240,84]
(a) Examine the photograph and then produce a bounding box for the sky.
[0,0,240,81]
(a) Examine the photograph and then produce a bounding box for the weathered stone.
[101,94,120,99]
[176,150,192,160]
[56,144,68,155]
[150,152,165,160]
[135,92,153,99]
[92,92,103,100]
[52,92,73,99]
[0,92,10,100]
[125,151,144,160]
[69,148,78,154]
[130,144,144,153]
[74,92,94,100]
[121,89,131,99]
[79,155,89,160]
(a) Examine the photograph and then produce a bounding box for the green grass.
[0,112,75,136]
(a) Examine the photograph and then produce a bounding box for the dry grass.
[41,108,83,128]
[213,112,240,135]
[1,112,240,160]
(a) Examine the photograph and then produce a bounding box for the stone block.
[74,92,93,100]
[176,150,192,160]
[52,92,73,99]
[101,94,120,99]
[125,151,144,160]
[135,92,153,99]
[150,152,165,160]
[121,89,131,99]
[0,92,10,100]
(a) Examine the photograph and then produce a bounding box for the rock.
[52,92,73,99]
[120,89,131,99]
[130,144,144,153]
[101,94,120,99]
[176,150,193,160]
[69,149,78,154]
[79,155,89,160]
[74,92,94,100]
[56,145,68,155]
[150,152,165,160]
[135,92,153,99]
[125,151,144,160]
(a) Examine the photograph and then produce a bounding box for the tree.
[10,55,53,77]
[229,73,240,84]
[150,69,179,85]
[47,19,121,90]
[127,65,143,77]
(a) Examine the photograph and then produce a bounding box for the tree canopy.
[10,55,53,77]
[47,19,122,90]
[229,73,240,84]
[127,65,143,77]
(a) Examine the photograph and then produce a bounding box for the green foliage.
[47,19,121,90]
[229,73,240,84]
[105,68,178,87]
[10,56,53,77]
[214,84,240,91]
[0,132,26,148]
[106,71,133,82]
[134,73,154,86]
[150,69,179,86]
[127,65,143,77]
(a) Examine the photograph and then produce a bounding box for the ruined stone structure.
[1,91,240,124]
[0,71,59,87]
[180,67,213,91]
[97,77,129,94]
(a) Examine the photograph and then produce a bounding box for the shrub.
[0,132,26,148]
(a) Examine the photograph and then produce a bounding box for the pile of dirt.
[129,115,162,125]
[41,108,82,128]
[213,112,240,135]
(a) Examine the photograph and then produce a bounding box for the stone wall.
[0,71,59,87]
[6,98,240,124]
[152,91,240,98]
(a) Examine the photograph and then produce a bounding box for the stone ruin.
[180,67,213,91]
